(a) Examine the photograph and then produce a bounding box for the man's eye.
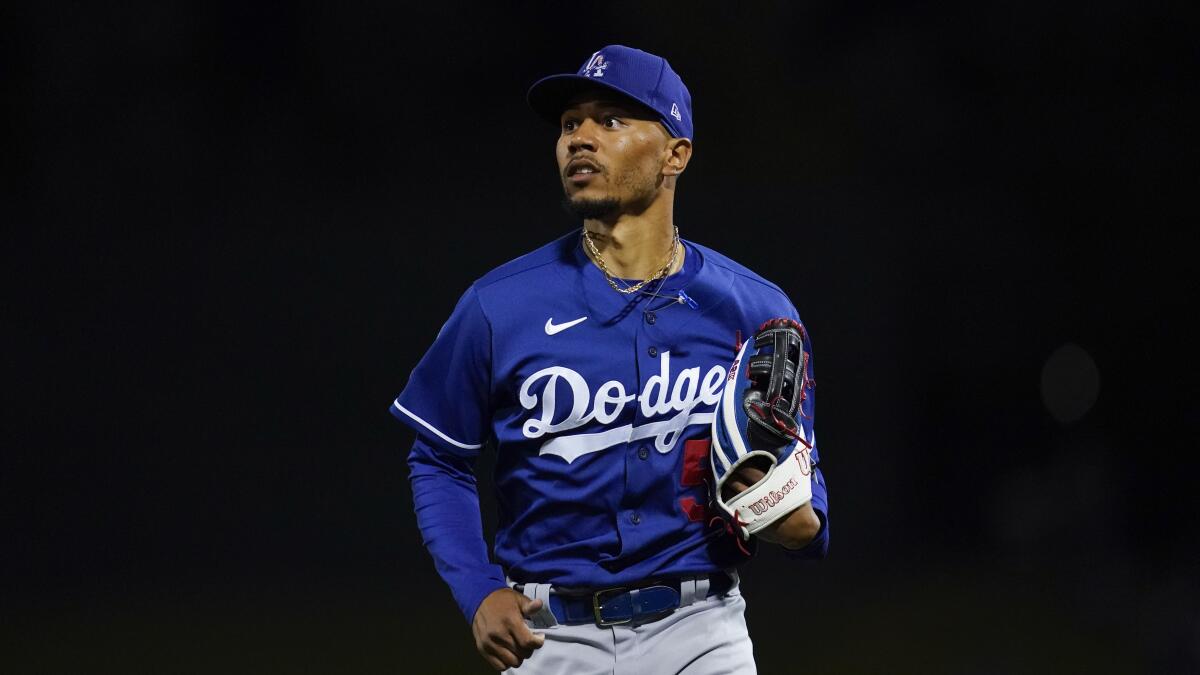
[561,120,577,132]
[604,116,621,128]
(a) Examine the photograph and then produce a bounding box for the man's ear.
[663,137,693,177]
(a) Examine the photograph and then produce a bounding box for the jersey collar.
[564,231,735,336]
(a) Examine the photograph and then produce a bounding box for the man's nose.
[568,119,599,153]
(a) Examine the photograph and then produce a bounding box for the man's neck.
[582,202,683,280]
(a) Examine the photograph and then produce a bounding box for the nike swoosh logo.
[545,316,588,335]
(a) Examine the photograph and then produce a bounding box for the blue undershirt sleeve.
[783,303,830,560]
[784,458,830,559]
[408,434,508,623]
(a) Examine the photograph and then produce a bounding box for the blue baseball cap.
[527,45,693,139]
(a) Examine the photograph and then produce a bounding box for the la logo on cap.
[583,52,609,78]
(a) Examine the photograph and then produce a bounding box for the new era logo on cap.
[527,45,694,139]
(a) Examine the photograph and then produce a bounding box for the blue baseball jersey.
[391,230,829,620]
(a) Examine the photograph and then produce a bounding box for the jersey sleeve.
[390,285,492,457]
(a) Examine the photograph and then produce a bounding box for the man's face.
[556,93,672,219]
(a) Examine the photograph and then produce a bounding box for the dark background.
[4,1,1197,673]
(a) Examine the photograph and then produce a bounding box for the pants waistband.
[512,571,736,628]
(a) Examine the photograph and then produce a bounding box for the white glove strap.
[717,449,813,540]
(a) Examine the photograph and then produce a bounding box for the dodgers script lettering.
[519,352,726,463]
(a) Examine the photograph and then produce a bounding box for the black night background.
[3,2,1197,673]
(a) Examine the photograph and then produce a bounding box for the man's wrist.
[771,502,822,549]
[464,579,513,625]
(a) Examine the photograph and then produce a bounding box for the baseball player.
[390,45,829,674]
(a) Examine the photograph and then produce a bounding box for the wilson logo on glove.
[746,476,800,516]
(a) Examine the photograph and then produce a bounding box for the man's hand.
[724,461,821,549]
[471,588,547,671]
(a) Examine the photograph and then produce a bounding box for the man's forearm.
[765,501,822,549]
[408,435,508,622]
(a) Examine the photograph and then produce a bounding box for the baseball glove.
[710,318,815,540]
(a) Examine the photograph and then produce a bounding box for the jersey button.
[644,311,657,325]
[630,512,642,525]
[647,346,658,357]
[638,447,649,460]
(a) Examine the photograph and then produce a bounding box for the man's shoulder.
[691,240,804,326]
[472,229,578,291]
[689,239,791,300]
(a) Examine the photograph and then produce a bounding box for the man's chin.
[562,194,621,220]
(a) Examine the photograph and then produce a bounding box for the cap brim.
[526,74,664,130]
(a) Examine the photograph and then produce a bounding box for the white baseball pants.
[504,579,756,675]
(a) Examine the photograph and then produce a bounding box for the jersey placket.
[615,300,679,557]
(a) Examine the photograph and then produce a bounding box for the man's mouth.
[566,159,602,183]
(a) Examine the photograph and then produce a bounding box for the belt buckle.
[592,587,632,627]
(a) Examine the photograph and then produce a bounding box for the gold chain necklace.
[582,225,680,295]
